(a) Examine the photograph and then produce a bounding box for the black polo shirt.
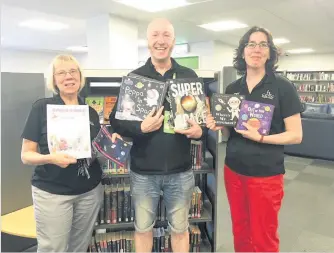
[225,72,302,177]
[21,95,102,195]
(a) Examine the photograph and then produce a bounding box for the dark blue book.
[92,126,132,167]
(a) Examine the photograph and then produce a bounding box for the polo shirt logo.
[262,90,274,100]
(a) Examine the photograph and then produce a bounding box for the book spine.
[104,185,111,224]
[107,234,112,253]
[111,180,118,224]
[130,195,135,222]
[123,179,130,222]
[99,194,105,224]
[117,179,124,223]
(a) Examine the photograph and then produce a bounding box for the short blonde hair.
[46,54,85,94]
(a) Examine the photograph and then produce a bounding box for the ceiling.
[1,0,334,55]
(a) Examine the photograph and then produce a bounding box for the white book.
[47,104,92,159]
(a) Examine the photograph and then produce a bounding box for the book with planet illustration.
[167,78,207,130]
[235,100,275,135]
[115,75,168,121]
[210,93,245,126]
[92,126,132,167]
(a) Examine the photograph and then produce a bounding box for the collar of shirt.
[54,94,85,105]
[145,57,179,76]
[240,71,277,91]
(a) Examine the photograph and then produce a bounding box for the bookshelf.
[82,69,222,252]
[278,70,334,104]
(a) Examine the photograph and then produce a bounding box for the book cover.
[167,78,207,130]
[103,96,117,124]
[93,126,132,167]
[47,104,91,159]
[210,93,245,126]
[85,97,104,124]
[235,100,275,135]
[115,75,168,121]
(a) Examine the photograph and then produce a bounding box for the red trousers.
[224,165,284,252]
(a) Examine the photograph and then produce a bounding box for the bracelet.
[259,135,264,143]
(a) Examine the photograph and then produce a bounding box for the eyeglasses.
[245,42,269,49]
[54,69,79,78]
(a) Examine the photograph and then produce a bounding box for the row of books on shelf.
[97,178,204,225]
[287,72,334,81]
[89,225,203,253]
[294,83,334,92]
[299,95,334,103]
[99,140,206,178]
[86,96,117,124]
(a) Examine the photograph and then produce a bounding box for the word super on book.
[167,78,207,130]
[235,100,275,135]
[210,93,245,126]
[115,75,168,121]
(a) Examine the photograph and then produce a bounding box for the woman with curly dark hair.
[207,26,303,252]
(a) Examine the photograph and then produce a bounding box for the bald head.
[146,18,175,39]
[146,18,176,64]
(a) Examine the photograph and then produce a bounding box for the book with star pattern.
[115,75,168,121]
[92,126,132,167]
[235,100,275,135]
[210,93,245,127]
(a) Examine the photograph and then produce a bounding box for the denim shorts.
[130,169,195,234]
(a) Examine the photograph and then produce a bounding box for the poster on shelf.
[47,104,92,159]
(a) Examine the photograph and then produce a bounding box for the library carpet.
[218,155,334,252]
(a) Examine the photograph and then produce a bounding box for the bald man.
[109,18,204,253]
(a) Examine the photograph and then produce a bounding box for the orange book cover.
[104,96,117,124]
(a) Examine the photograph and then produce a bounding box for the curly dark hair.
[233,26,279,75]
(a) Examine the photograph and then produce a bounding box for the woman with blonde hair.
[21,54,120,252]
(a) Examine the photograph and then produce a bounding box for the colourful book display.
[235,100,275,135]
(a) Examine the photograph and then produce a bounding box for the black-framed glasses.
[54,69,79,78]
[245,42,269,49]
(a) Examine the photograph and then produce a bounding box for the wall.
[1,72,46,215]
[278,53,334,71]
[1,48,88,74]
[3,47,334,74]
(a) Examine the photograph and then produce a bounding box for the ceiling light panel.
[113,0,190,12]
[198,20,248,32]
[273,38,290,45]
[67,46,88,52]
[286,48,314,54]
[19,19,69,31]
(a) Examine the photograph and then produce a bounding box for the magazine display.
[235,100,275,135]
[115,75,168,121]
[210,93,245,126]
[47,104,91,159]
[92,126,132,168]
[167,78,207,130]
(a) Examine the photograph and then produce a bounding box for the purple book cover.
[236,100,275,135]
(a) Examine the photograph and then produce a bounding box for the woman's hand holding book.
[206,114,224,132]
[49,153,77,168]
